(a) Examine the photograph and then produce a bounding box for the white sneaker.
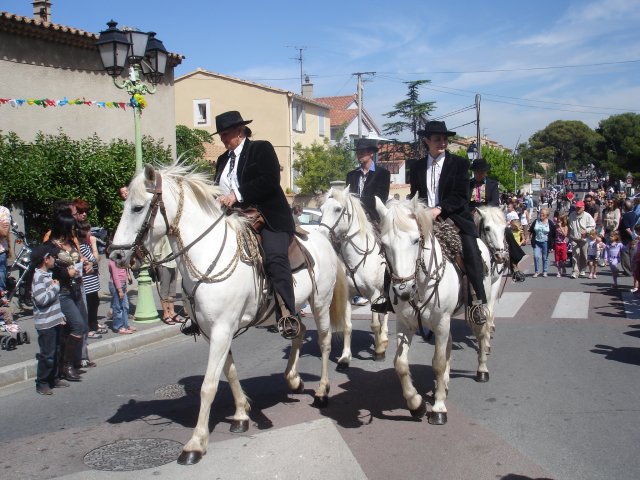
[532,273,539,278]
[352,296,369,306]
[571,273,578,279]
[542,273,548,277]
[579,271,586,277]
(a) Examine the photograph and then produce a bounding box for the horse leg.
[312,310,332,408]
[223,351,251,433]
[284,322,307,394]
[178,329,233,465]
[335,300,352,371]
[471,312,491,383]
[429,318,450,425]
[370,312,386,361]
[394,327,426,419]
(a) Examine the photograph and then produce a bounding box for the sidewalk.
[0,260,184,388]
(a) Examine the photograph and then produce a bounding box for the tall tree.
[527,120,603,174]
[382,80,435,159]
[596,113,640,181]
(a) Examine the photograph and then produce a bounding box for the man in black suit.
[469,158,525,281]
[409,121,488,325]
[214,111,299,338]
[345,138,390,222]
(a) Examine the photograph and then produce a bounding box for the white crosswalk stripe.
[551,292,590,318]
[494,292,532,318]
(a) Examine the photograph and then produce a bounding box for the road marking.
[621,292,640,320]
[551,292,590,318]
[494,292,531,318]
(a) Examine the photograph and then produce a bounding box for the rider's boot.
[469,300,487,326]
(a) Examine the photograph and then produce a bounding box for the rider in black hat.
[409,121,488,325]
[213,111,299,338]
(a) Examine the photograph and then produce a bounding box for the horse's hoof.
[335,361,349,372]
[475,371,490,383]
[229,419,249,433]
[428,411,447,425]
[292,380,305,394]
[409,402,426,419]
[177,450,203,465]
[312,395,329,408]
[373,351,386,362]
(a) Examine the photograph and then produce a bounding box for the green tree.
[0,130,171,239]
[596,113,640,182]
[527,120,603,174]
[382,80,436,159]
[292,138,356,194]
[453,145,530,193]
[175,125,215,174]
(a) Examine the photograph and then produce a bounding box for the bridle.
[109,172,170,263]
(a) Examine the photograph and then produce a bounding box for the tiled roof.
[0,11,183,63]
[315,95,357,110]
[330,109,358,127]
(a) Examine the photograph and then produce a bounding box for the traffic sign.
[626,172,633,185]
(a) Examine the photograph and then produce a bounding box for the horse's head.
[109,164,165,269]
[376,195,429,302]
[319,187,350,239]
[474,206,508,264]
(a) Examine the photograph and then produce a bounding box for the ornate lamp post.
[96,20,168,171]
[96,20,168,323]
[466,142,478,163]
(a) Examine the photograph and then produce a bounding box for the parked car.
[298,208,322,231]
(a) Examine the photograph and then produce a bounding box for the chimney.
[301,75,314,98]
[32,1,52,23]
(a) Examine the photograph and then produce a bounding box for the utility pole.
[475,93,481,158]
[288,46,307,95]
[353,72,375,138]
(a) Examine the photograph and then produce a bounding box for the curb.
[0,324,182,389]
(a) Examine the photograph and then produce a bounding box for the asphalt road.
[0,253,638,480]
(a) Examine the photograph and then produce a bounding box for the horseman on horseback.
[469,158,525,281]
[409,121,488,325]
[345,138,392,312]
[214,111,300,338]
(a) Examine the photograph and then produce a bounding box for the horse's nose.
[393,281,415,301]
[493,252,506,264]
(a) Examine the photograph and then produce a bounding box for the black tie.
[227,151,236,180]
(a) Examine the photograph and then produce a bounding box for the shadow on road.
[591,344,640,366]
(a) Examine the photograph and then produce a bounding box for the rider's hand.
[431,207,441,220]
[219,192,237,208]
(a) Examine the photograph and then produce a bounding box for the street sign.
[626,172,633,185]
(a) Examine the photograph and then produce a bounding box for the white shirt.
[219,139,245,201]
[505,210,519,222]
[424,153,445,207]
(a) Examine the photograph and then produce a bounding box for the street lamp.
[467,142,478,162]
[96,20,168,171]
[96,20,168,324]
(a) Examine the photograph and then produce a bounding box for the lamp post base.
[134,267,160,323]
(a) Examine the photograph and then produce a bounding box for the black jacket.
[410,151,477,237]
[214,139,294,234]
[469,177,500,208]
[345,166,390,221]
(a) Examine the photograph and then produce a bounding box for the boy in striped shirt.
[32,244,68,395]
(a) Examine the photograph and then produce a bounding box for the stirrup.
[467,303,487,326]
[370,296,389,313]
[277,314,301,339]
[180,319,200,337]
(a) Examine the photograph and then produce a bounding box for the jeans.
[533,241,549,273]
[0,251,7,291]
[109,281,129,331]
[59,289,89,337]
[36,324,62,387]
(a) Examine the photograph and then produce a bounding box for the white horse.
[319,187,389,360]
[374,196,495,425]
[109,164,349,465]
[473,206,509,345]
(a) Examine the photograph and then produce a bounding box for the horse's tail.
[329,258,349,332]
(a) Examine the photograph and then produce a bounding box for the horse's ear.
[475,206,485,218]
[144,164,155,183]
[375,197,388,219]
[344,185,351,195]
[411,193,421,209]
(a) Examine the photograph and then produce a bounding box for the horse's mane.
[475,205,507,228]
[380,198,433,239]
[130,161,250,232]
[326,187,374,239]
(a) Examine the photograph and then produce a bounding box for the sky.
[4,0,640,149]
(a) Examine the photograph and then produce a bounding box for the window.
[292,102,306,132]
[193,99,211,127]
[318,110,325,136]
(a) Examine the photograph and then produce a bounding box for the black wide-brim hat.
[213,111,253,135]
[352,138,379,152]
[417,120,456,137]
[470,158,490,171]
